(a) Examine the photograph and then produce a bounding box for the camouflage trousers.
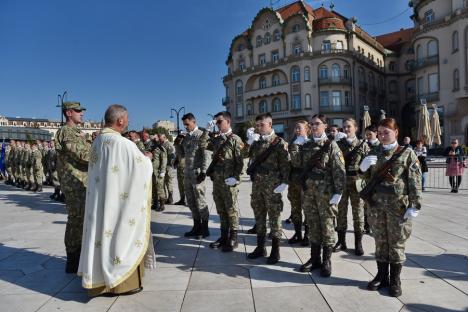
[64,189,86,254]
[26,166,34,184]
[212,177,239,231]
[152,174,166,202]
[303,182,337,247]
[16,165,22,181]
[337,178,364,233]
[368,202,412,264]
[50,170,60,186]
[176,165,185,200]
[164,167,174,196]
[184,172,209,221]
[250,180,283,239]
[33,165,43,184]
[6,164,14,180]
[287,180,303,226]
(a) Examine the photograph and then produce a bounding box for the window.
[225,86,229,97]
[417,77,424,95]
[359,94,366,106]
[452,31,459,52]
[236,80,243,95]
[256,35,263,47]
[332,91,341,110]
[292,95,301,110]
[427,40,438,56]
[305,94,311,109]
[322,40,331,51]
[343,65,350,78]
[389,80,398,93]
[416,45,423,60]
[320,65,328,79]
[259,100,268,113]
[304,66,310,81]
[320,91,329,107]
[264,33,271,45]
[389,62,396,72]
[291,66,300,82]
[237,44,244,52]
[238,58,245,70]
[428,73,438,93]
[272,74,280,86]
[246,103,253,115]
[292,24,300,32]
[336,41,343,50]
[272,98,281,112]
[273,29,281,41]
[330,118,343,127]
[293,44,302,56]
[258,54,266,65]
[331,64,340,81]
[424,9,435,23]
[236,103,243,117]
[344,91,351,106]
[271,50,279,62]
[259,76,267,89]
[454,69,460,91]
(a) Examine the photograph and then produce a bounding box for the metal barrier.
[425,157,467,190]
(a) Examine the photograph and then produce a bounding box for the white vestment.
[78,127,153,289]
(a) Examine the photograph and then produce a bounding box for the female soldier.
[299,114,345,277]
[287,120,311,246]
[360,118,421,297]
[335,118,369,255]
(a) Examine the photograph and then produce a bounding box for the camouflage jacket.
[174,140,185,169]
[288,139,306,183]
[31,149,42,171]
[301,138,345,195]
[55,124,91,187]
[337,137,370,177]
[135,140,145,153]
[182,128,209,176]
[152,145,167,176]
[367,140,381,155]
[207,132,244,181]
[162,140,175,169]
[24,148,32,168]
[48,148,58,171]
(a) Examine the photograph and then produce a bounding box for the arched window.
[454,69,460,91]
[292,24,300,32]
[238,57,245,70]
[427,40,438,57]
[416,45,423,60]
[343,65,350,78]
[452,31,459,52]
[237,44,244,52]
[259,100,268,113]
[293,44,302,55]
[291,66,300,82]
[272,74,280,86]
[264,32,271,44]
[246,103,253,115]
[305,94,311,109]
[236,80,243,95]
[256,35,263,47]
[272,98,281,112]
[259,76,267,89]
[331,64,341,81]
[273,29,281,41]
[304,66,310,81]
[320,65,328,79]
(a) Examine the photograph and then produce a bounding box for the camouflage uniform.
[7,145,15,183]
[4,145,11,182]
[162,140,175,202]
[364,139,381,233]
[135,140,145,153]
[31,147,43,190]
[55,124,91,259]
[207,131,244,250]
[40,145,49,184]
[15,144,23,185]
[48,147,60,186]
[24,146,34,187]
[151,144,167,207]
[174,137,185,203]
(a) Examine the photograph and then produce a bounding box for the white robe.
[78,127,153,289]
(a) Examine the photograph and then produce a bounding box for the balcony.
[319,104,355,114]
[412,55,439,71]
[318,76,352,86]
[244,84,289,100]
[358,81,368,91]
[222,97,231,106]
[417,92,440,103]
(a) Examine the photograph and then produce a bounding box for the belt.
[346,171,358,177]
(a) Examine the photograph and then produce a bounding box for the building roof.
[276,1,314,20]
[376,28,414,53]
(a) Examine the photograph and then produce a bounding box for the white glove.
[335,132,347,140]
[293,136,308,145]
[404,207,419,220]
[225,177,238,186]
[206,120,217,132]
[273,183,288,194]
[247,128,260,145]
[329,194,342,205]
[159,172,165,178]
[359,155,378,172]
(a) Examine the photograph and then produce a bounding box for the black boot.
[284,214,292,224]
[222,230,238,252]
[58,193,65,202]
[364,215,371,234]
[367,261,390,290]
[151,201,159,211]
[174,197,185,205]
[166,192,173,204]
[247,224,257,234]
[210,228,228,249]
[36,184,43,192]
[288,224,303,244]
[267,237,281,264]
[200,219,210,238]
[184,219,200,237]
[50,187,59,200]
[300,243,322,272]
[65,249,81,274]
[320,246,332,277]
[301,224,310,246]
[24,182,31,190]
[156,199,165,212]
[247,235,267,259]
[31,182,38,192]
[354,232,364,256]
[389,263,402,297]
[333,230,347,252]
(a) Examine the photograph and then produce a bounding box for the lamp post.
[170,106,185,134]
[56,91,68,125]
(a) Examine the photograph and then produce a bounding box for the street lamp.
[170,106,185,134]
[55,91,68,125]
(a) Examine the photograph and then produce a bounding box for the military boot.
[65,249,81,274]
[156,199,165,212]
[301,224,310,246]
[184,219,201,237]
[209,228,228,249]
[333,230,347,252]
[300,243,322,272]
[166,192,173,204]
[58,193,65,202]
[50,187,59,200]
[354,232,364,256]
[15,180,21,188]
[267,237,281,264]
[288,224,303,244]
[24,182,32,190]
[222,230,238,252]
[364,215,371,234]
[247,224,257,234]
[200,219,210,238]
[367,261,389,290]
[389,263,403,297]
[36,184,43,192]
[247,235,267,259]
[320,246,333,277]
[31,182,38,192]
[174,196,185,205]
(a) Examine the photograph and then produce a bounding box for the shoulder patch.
[410,159,420,171]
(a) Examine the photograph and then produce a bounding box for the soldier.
[360,118,421,297]
[23,142,33,190]
[151,134,167,211]
[4,141,13,184]
[206,111,244,252]
[246,113,290,264]
[298,114,345,277]
[173,133,186,205]
[48,140,62,200]
[14,141,23,187]
[363,124,380,233]
[31,142,43,192]
[129,131,145,152]
[55,101,91,273]
[334,118,370,256]
[287,120,311,246]
[41,141,50,185]
[181,113,210,239]
[141,131,152,151]
[159,133,176,204]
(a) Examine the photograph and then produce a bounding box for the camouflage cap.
[62,101,86,111]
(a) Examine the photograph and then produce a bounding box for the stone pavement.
[0,175,467,312]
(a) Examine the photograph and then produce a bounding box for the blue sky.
[0,0,412,130]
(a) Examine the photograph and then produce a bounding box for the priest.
[78,104,155,296]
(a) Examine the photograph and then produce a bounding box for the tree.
[233,117,255,142]
[147,127,173,142]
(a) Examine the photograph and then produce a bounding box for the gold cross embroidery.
[113,256,121,265]
[111,165,119,173]
[136,156,142,163]
[120,192,129,200]
[104,230,113,238]
[128,218,136,226]
[94,240,101,248]
[135,240,142,247]
[95,176,100,183]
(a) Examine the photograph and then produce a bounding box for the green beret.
[62,101,86,111]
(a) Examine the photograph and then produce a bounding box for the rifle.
[246,137,280,180]
[206,133,233,178]
[359,146,408,204]
[343,139,366,164]
[299,140,331,189]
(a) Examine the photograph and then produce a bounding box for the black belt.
[346,171,358,177]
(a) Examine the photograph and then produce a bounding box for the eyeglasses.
[451,142,457,144]
[72,109,83,112]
